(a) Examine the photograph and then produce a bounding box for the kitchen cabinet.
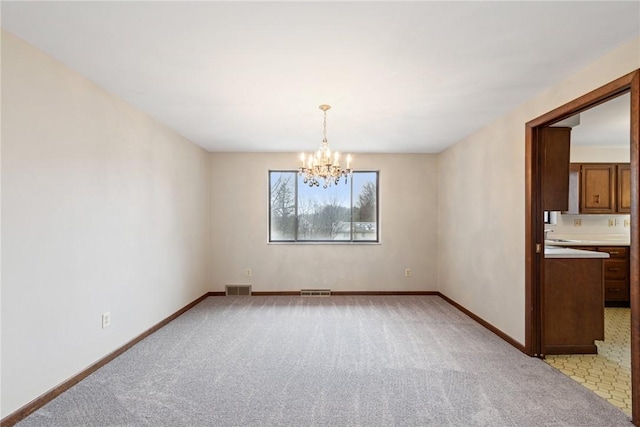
[564,163,630,214]
[566,163,581,214]
[544,257,604,355]
[600,246,629,306]
[617,164,631,213]
[542,127,571,212]
[581,164,616,213]
[567,245,630,306]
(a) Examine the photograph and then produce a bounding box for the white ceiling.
[570,93,631,147]
[2,1,639,154]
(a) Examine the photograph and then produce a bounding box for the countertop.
[544,246,610,258]
[543,234,627,258]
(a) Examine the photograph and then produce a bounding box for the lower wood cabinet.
[544,257,604,355]
[570,246,630,306]
[600,246,630,306]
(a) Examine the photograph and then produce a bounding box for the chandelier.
[298,104,352,188]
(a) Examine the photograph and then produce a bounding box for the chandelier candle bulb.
[298,104,353,188]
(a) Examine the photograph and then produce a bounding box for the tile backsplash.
[546,212,631,237]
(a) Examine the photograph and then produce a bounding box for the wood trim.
[438,293,527,354]
[0,293,211,427]
[252,291,300,296]
[525,123,541,356]
[525,68,640,427]
[207,291,225,296]
[332,291,438,296]
[630,70,640,426]
[246,291,439,296]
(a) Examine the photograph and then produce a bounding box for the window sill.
[267,240,381,245]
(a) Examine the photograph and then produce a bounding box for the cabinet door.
[563,163,581,215]
[605,280,630,301]
[580,164,616,213]
[597,246,628,259]
[542,128,571,211]
[599,246,630,305]
[544,258,604,353]
[617,164,631,213]
[604,260,628,280]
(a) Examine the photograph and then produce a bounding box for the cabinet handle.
[607,268,620,272]
[594,194,600,203]
[609,288,621,292]
[609,251,620,255]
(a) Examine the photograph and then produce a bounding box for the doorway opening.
[525,70,639,424]
[543,93,632,415]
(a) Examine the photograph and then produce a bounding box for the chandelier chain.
[323,109,328,143]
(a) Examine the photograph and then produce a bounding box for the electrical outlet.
[615,218,621,226]
[404,268,411,277]
[574,219,582,227]
[245,269,252,277]
[608,219,615,227]
[625,219,630,228]
[101,312,111,329]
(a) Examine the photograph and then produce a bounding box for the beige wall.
[1,31,211,416]
[437,36,640,345]
[210,153,438,292]
[570,146,629,163]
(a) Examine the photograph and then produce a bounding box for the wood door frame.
[525,69,640,424]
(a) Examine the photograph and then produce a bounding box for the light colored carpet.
[17,296,632,426]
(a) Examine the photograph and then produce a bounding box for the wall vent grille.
[226,285,252,296]
[300,289,331,297]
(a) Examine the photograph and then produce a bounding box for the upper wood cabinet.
[581,164,616,213]
[564,163,630,214]
[617,164,631,213]
[566,163,581,214]
[542,127,571,212]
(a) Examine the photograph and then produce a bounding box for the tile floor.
[545,307,632,417]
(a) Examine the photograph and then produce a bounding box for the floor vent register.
[300,289,331,297]
[226,285,252,296]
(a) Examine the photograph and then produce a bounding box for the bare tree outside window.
[352,173,377,240]
[269,173,296,240]
[269,170,378,242]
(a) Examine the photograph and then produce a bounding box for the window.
[269,171,379,242]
